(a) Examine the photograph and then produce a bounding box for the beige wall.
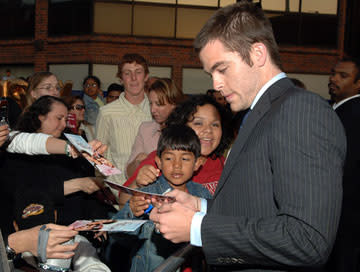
[49,64,89,91]
[287,73,330,99]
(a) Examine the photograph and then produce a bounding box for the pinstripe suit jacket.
[201,78,347,272]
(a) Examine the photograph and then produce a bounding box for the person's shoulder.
[139,120,159,132]
[98,99,125,115]
[278,85,330,111]
[336,97,360,117]
[187,181,212,198]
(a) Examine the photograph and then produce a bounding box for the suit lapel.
[213,78,293,198]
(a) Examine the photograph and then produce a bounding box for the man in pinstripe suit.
[150,2,346,271]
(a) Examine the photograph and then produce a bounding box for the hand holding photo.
[104,179,176,203]
[64,133,93,155]
[64,133,121,176]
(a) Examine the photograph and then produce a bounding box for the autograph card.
[69,219,147,232]
[64,133,121,176]
[64,133,93,155]
[104,179,176,203]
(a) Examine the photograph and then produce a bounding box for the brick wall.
[0,0,344,90]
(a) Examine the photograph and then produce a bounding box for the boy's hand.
[135,165,160,187]
[129,195,151,217]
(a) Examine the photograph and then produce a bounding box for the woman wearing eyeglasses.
[25,71,62,108]
[63,96,95,142]
[82,75,105,126]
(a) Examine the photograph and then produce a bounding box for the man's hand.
[149,190,200,243]
[150,201,195,243]
[129,195,151,217]
[135,165,160,187]
[153,189,200,211]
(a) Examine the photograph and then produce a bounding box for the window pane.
[299,14,337,47]
[271,15,300,45]
[49,0,92,36]
[134,5,175,37]
[135,0,176,3]
[182,68,212,95]
[262,0,285,11]
[92,64,120,91]
[178,0,218,7]
[49,64,89,91]
[177,8,215,39]
[302,0,337,15]
[94,2,132,35]
[0,0,35,39]
[148,67,172,78]
[220,0,236,7]
[0,65,34,80]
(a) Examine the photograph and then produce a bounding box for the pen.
[144,188,172,214]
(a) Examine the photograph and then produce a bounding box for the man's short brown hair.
[194,1,282,69]
[117,53,149,79]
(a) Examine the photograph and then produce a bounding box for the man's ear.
[155,155,162,170]
[144,73,150,83]
[251,42,267,67]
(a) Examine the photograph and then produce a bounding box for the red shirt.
[123,150,224,195]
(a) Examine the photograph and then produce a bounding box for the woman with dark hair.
[119,94,233,206]
[82,75,105,125]
[63,95,95,141]
[0,96,113,234]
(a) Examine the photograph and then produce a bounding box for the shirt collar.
[332,94,360,110]
[250,72,287,110]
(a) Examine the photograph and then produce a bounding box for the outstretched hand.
[149,190,200,243]
[8,224,78,259]
[89,140,107,156]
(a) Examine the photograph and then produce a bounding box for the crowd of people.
[1,1,359,272]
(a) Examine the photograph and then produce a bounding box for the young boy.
[112,124,212,272]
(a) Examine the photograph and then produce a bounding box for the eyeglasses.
[72,104,85,110]
[84,83,98,88]
[37,84,61,92]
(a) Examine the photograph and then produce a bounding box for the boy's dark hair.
[157,125,201,159]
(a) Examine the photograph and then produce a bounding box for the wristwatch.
[5,244,17,260]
